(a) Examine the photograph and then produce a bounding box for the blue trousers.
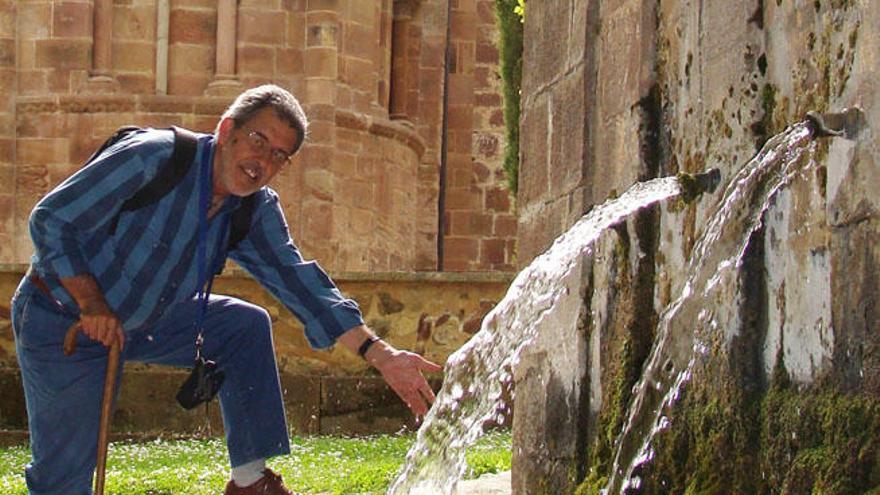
[11,277,291,495]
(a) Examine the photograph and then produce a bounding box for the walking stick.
[64,322,121,495]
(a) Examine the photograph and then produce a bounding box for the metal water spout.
[805,107,866,139]
[676,168,722,203]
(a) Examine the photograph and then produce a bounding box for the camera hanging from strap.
[176,142,228,411]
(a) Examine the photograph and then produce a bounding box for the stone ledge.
[336,109,426,158]
[0,263,515,285]
[15,94,230,116]
[0,366,430,437]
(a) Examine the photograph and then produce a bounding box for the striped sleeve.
[228,189,364,349]
[29,130,174,278]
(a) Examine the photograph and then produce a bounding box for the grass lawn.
[0,430,511,494]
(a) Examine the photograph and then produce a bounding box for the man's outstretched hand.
[338,325,443,418]
[368,348,443,418]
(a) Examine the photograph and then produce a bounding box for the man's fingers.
[420,382,437,403]
[403,391,429,417]
[411,354,443,373]
[80,317,124,349]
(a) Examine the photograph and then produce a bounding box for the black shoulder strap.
[119,126,199,213]
[213,193,257,276]
[227,193,257,252]
[84,125,142,165]
[108,126,199,234]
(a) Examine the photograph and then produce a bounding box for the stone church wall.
[0,0,517,435]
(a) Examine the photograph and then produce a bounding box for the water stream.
[388,120,818,495]
[388,176,684,494]
[603,122,816,493]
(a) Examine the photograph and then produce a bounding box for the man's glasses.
[244,129,293,166]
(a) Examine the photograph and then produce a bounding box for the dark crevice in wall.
[437,0,453,270]
[580,0,601,209]
[735,224,770,395]
[636,83,665,181]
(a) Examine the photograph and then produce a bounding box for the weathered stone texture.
[0,266,510,434]
[517,0,879,492]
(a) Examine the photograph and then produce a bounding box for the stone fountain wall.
[515,0,879,493]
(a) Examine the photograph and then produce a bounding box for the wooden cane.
[64,322,121,495]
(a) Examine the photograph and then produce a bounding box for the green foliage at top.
[0,431,512,494]
[514,0,526,21]
[495,0,524,193]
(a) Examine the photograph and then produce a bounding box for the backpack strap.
[108,126,200,235]
[213,193,257,276]
[228,193,257,252]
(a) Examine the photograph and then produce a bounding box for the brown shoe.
[223,468,296,495]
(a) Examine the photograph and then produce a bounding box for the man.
[11,84,442,495]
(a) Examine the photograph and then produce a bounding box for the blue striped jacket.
[28,128,363,349]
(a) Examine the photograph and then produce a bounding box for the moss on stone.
[494,0,523,194]
[676,172,706,204]
[580,349,880,494]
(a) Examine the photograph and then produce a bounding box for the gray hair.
[218,84,309,155]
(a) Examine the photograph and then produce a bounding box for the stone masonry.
[0,0,517,435]
[1,0,514,273]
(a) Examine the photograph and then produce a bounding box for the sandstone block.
[53,2,92,39]
[18,2,51,40]
[35,39,89,70]
[169,44,213,73]
[480,237,507,265]
[343,22,375,61]
[304,78,337,105]
[113,4,158,41]
[169,8,216,45]
[240,0,284,9]
[485,186,511,212]
[239,8,287,45]
[549,66,586,194]
[287,11,307,46]
[445,186,483,211]
[521,0,573,96]
[518,96,550,207]
[173,0,217,8]
[168,74,210,96]
[342,56,375,94]
[448,211,492,236]
[304,46,337,78]
[306,18,339,48]
[276,47,304,77]
[238,45,276,75]
[0,38,15,69]
[494,214,517,238]
[112,41,155,72]
[117,73,155,94]
[306,0,339,13]
[0,2,14,38]
[17,138,68,166]
[444,236,480,261]
[476,40,498,64]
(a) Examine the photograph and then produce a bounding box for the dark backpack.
[95,126,256,268]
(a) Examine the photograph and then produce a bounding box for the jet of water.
[388,176,687,495]
[604,121,818,493]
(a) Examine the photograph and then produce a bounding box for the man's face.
[214,107,299,197]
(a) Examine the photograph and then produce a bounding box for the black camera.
[176,356,225,410]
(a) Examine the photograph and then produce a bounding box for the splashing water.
[388,176,685,495]
[603,122,817,493]
[389,118,818,494]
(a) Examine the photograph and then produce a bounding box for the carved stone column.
[81,0,120,93]
[389,0,416,120]
[206,0,244,96]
